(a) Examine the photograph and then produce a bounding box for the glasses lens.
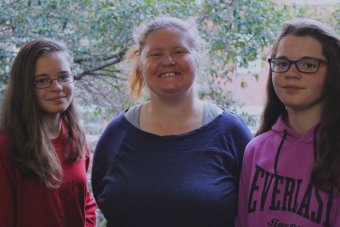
[59,75,74,85]
[271,59,289,73]
[296,58,319,73]
[34,78,51,88]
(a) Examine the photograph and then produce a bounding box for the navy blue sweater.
[92,111,252,227]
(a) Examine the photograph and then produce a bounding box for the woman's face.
[272,35,328,113]
[139,27,198,100]
[34,51,74,119]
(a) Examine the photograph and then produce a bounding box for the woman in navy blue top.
[92,16,252,227]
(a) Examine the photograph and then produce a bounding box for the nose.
[162,54,175,66]
[285,63,301,78]
[49,79,63,90]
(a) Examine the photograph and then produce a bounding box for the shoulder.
[0,132,7,144]
[102,112,127,133]
[242,130,277,160]
[94,111,130,156]
[218,111,252,137]
[220,110,247,125]
[0,133,9,156]
[0,133,12,167]
[247,130,278,148]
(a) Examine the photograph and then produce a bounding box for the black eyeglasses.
[34,75,75,89]
[268,57,327,73]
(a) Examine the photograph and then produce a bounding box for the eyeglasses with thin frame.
[34,74,75,89]
[268,57,327,73]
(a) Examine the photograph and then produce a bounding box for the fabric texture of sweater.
[92,110,252,227]
[235,115,340,227]
[0,122,96,227]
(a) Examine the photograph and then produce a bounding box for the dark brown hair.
[257,19,340,190]
[0,38,87,188]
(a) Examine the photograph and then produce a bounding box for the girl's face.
[139,27,198,100]
[34,51,74,119]
[272,35,328,113]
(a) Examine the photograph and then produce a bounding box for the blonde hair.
[125,16,207,99]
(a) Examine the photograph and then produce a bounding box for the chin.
[43,107,68,115]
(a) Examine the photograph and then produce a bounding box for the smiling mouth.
[49,96,65,101]
[283,85,302,89]
[159,72,181,78]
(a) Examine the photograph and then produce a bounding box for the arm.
[91,114,125,202]
[333,196,340,227]
[218,113,252,226]
[229,114,252,182]
[234,143,254,227]
[84,145,97,227]
[234,160,250,227]
[84,182,97,227]
[0,136,15,227]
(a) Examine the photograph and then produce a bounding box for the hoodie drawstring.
[274,128,319,175]
[274,130,287,175]
[313,126,319,162]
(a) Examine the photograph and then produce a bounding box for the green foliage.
[0,0,201,112]
[299,2,340,34]
[0,0,309,110]
[335,4,340,33]
[196,0,305,108]
[2,0,335,136]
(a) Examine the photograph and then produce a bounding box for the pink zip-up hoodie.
[235,115,340,227]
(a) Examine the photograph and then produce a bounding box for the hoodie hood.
[271,115,318,144]
[272,115,319,176]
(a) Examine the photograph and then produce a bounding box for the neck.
[44,114,61,139]
[147,93,200,118]
[287,106,321,135]
[140,95,204,135]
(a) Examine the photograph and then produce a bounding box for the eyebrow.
[275,56,324,60]
[35,71,71,78]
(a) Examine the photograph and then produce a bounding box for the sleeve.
[229,114,253,182]
[0,136,15,227]
[91,114,126,206]
[333,197,340,227]
[91,126,108,203]
[84,145,97,227]
[234,143,254,227]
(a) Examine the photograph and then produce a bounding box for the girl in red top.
[0,39,96,227]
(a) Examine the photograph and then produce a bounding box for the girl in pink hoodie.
[236,19,340,227]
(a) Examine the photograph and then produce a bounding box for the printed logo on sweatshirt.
[268,218,301,227]
[247,165,332,227]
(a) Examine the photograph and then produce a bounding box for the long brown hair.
[0,38,86,188]
[257,19,340,190]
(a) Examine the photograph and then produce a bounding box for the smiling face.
[34,51,74,120]
[272,35,328,114]
[139,27,198,99]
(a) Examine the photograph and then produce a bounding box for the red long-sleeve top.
[0,124,96,227]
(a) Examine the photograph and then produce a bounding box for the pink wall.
[224,65,269,107]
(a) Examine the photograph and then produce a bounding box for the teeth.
[160,72,178,78]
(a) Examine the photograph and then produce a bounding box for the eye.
[174,50,184,54]
[34,77,51,85]
[174,48,189,55]
[148,51,162,57]
[58,74,72,82]
[300,61,318,69]
[274,59,288,68]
